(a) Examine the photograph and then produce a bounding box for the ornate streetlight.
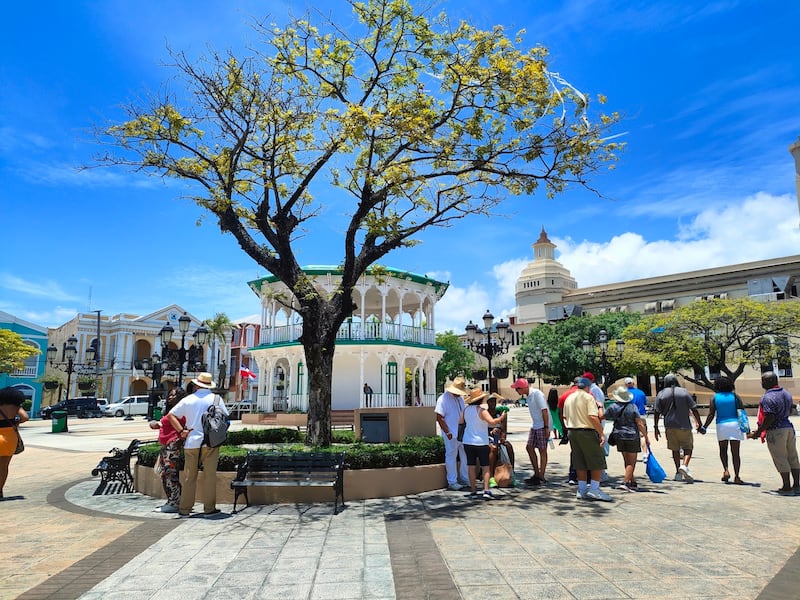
[582,329,625,392]
[524,346,550,390]
[140,353,164,421]
[158,313,208,387]
[464,310,513,393]
[46,335,96,399]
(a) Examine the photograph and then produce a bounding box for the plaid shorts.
[527,426,548,450]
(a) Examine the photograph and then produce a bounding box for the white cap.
[624,377,634,385]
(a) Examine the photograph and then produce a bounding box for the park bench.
[91,438,153,494]
[230,451,346,514]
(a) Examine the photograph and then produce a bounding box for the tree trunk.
[305,342,334,447]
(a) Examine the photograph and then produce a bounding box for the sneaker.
[448,483,463,492]
[158,504,179,514]
[457,479,471,488]
[178,512,191,518]
[600,472,609,483]
[203,508,222,516]
[678,464,694,483]
[464,491,480,499]
[576,489,589,500]
[674,472,684,482]
[586,489,613,502]
[618,482,633,492]
[525,476,542,485]
[489,477,498,488]
[568,479,578,486]
[482,490,494,500]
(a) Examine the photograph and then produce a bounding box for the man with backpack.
[168,372,229,517]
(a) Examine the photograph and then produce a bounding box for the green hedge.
[137,429,444,471]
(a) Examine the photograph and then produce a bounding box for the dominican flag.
[240,366,257,380]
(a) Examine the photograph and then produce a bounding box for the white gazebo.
[247,266,449,412]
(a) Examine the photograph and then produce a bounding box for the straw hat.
[610,386,633,403]
[465,388,489,405]
[192,372,215,389]
[445,376,469,396]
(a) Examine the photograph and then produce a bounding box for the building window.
[295,362,305,394]
[386,361,398,394]
[660,299,675,312]
[644,302,658,314]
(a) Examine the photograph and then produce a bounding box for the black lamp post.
[46,335,96,400]
[141,353,164,421]
[464,310,513,393]
[524,346,550,390]
[159,312,208,387]
[582,329,625,392]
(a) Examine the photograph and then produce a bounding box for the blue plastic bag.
[645,445,666,483]
[737,409,751,434]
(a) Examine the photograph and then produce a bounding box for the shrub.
[137,433,444,471]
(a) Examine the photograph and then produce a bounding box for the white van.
[103,395,150,417]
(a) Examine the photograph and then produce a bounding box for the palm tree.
[203,313,233,385]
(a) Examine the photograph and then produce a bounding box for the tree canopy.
[0,329,40,374]
[623,297,800,389]
[96,0,622,445]
[515,312,640,388]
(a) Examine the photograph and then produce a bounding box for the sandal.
[721,471,730,482]
[733,477,744,485]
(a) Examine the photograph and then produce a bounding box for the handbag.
[607,432,618,446]
[153,453,164,475]
[456,409,466,442]
[14,427,24,454]
[645,444,666,483]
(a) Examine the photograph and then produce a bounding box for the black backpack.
[202,395,229,448]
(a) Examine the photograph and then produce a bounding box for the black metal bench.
[230,451,346,514]
[91,438,151,493]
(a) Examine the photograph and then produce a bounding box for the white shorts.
[716,421,744,441]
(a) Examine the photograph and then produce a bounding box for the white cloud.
[554,192,800,286]
[0,274,81,302]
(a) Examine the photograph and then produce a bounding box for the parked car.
[103,395,150,417]
[40,397,103,419]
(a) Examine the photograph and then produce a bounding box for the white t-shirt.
[434,391,465,436]
[170,388,229,449]
[526,388,548,429]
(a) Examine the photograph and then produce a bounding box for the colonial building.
[246,267,448,412]
[45,307,227,407]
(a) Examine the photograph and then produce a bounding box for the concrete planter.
[241,413,307,427]
[135,462,446,504]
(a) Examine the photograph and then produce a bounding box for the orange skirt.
[0,428,19,456]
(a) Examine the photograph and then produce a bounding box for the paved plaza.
[3,409,799,599]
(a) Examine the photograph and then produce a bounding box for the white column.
[790,137,800,227]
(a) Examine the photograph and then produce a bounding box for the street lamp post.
[141,353,164,421]
[464,310,513,393]
[525,346,550,390]
[46,335,97,400]
[159,312,208,388]
[582,329,625,392]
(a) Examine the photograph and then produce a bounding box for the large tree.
[515,312,640,389]
[0,329,40,374]
[623,297,800,389]
[96,0,621,445]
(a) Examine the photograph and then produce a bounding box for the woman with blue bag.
[701,376,746,484]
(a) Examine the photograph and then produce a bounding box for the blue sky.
[2,0,799,334]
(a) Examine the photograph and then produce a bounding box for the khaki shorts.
[666,428,693,453]
[569,429,607,472]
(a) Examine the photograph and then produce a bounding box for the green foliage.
[98,0,622,446]
[515,312,640,386]
[0,329,40,374]
[435,330,475,391]
[137,435,444,471]
[623,297,800,389]
[226,427,302,445]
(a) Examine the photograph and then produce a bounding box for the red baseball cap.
[510,378,529,390]
[582,372,596,382]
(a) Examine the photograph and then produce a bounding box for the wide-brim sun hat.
[445,376,468,396]
[192,372,215,389]
[611,386,633,403]
[466,388,489,405]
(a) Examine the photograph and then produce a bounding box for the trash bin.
[52,410,68,433]
[361,413,390,443]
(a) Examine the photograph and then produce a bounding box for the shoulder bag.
[735,394,750,433]
[456,409,466,442]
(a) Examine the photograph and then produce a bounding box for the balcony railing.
[12,366,38,377]
[258,322,437,347]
